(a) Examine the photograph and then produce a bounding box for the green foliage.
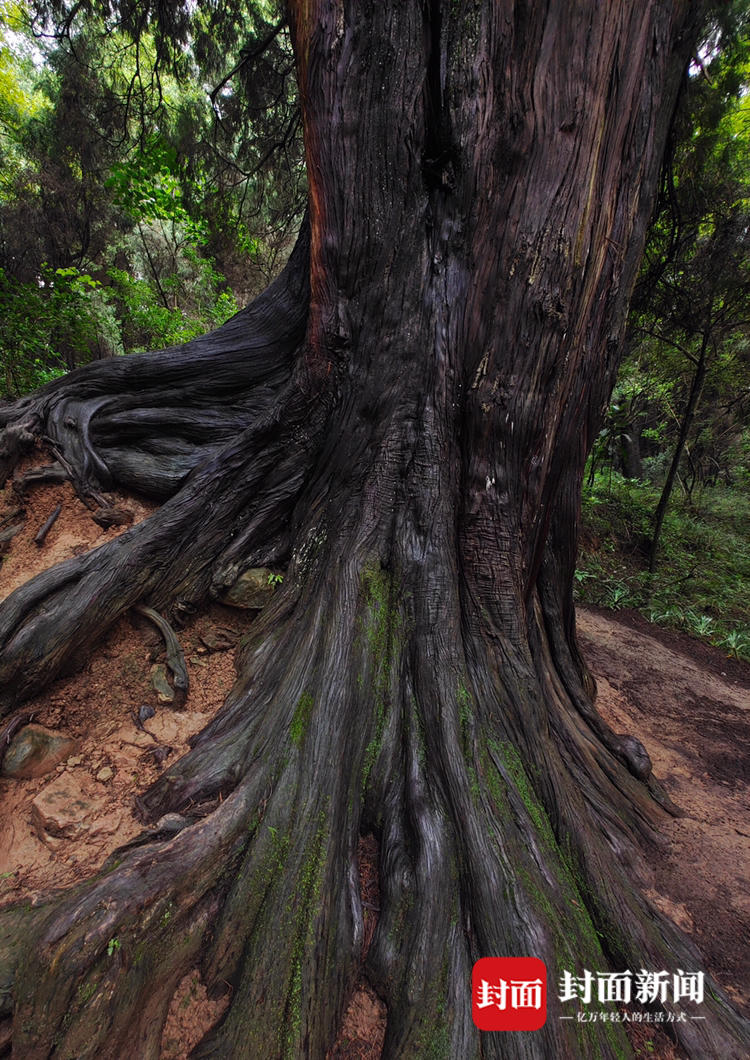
[0,246,238,398]
[106,138,208,246]
[106,251,238,354]
[0,0,293,396]
[719,628,750,658]
[0,265,119,395]
[588,14,750,603]
[0,4,49,189]
[589,14,747,485]
[577,469,750,661]
[45,266,123,360]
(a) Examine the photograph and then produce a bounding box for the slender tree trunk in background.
[620,426,644,480]
[649,332,709,572]
[0,2,749,1058]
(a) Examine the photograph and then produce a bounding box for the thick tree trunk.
[1,2,749,1058]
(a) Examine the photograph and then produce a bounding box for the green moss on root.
[290,691,314,746]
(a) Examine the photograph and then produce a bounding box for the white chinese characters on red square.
[472,957,547,1031]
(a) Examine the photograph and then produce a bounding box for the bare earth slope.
[577,605,750,1022]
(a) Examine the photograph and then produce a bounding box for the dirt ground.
[0,459,748,1058]
[577,608,750,1019]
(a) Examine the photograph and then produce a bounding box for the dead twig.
[34,504,62,547]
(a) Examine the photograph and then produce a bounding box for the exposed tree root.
[0,225,321,715]
[0,522,24,556]
[1,322,749,1059]
[12,464,69,492]
[0,12,749,1039]
[134,605,190,707]
[0,220,310,504]
[1,483,750,1057]
[0,390,324,712]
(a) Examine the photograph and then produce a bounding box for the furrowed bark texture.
[1,2,749,1058]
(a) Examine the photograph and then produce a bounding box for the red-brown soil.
[577,608,750,1021]
[0,459,747,1058]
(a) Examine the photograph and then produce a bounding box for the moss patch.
[358,564,404,793]
[290,691,314,746]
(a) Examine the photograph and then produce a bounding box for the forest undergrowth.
[576,468,750,661]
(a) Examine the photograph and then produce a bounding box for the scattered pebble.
[149,745,173,766]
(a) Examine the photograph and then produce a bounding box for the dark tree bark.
[0,2,749,1058]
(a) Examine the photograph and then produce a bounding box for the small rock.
[138,704,156,725]
[66,754,83,767]
[150,663,174,703]
[92,507,134,528]
[31,777,106,839]
[154,812,191,835]
[221,567,277,610]
[96,766,114,783]
[148,745,173,766]
[199,630,236,652]
[1,725,79,780]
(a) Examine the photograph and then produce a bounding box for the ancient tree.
[0,1,749,1057]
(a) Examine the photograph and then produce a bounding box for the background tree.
[639,23,750,570]
[590,14,750,571]
[0,0,304,394]
[644,209,750,570]
[0,3,749,1060]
